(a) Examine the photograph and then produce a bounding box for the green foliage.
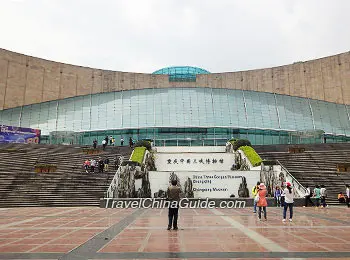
[130,147,147,164]
[229,138,237,143]
[134,140,152,151]
[239,146,262,167]
[230,139,252,151]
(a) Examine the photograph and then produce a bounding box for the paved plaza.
[0,206,349,259]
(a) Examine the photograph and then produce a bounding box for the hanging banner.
[0,125,41,144]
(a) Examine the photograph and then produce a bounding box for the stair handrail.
[276,159,307,197]
[105,155,125,198]
[106,167,120,198]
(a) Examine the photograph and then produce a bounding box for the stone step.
[0,143,131,207]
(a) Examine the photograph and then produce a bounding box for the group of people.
[92,136,135,149]
[253,183,350,223]
[83,157,110,173]
[337,184,350,207]
[101,136,116,149]
[252,182,294,222]
[167,181,350,231]
[303,184,329,207]
[304,184,350,208]
[272,184,335,208]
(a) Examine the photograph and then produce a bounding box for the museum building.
[0,49,349,145]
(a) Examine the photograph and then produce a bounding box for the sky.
[0,0,349,73]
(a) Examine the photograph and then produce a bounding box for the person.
[105,136,109,145]
[320,185,328,208]
[129,137,133,148]
[93,139,97,149]
[121,137,124,146]
[274,186,282,207]
[167,179,182,230]
[83,159,90,174]
[303,185,314,207]
[98,157,104,173]
[338,192,346,203]
[102,139,107,150]
[346,184,350,208]
[104,158,110,172]
[114,156,119,170]
[109,136,113,146]
[252,182,260,213]
[111,137,115,146]
[257,183,267,221]
[90,159,96,173]
[280,185,285,207]
[313,185,321,207]
[282,182,294,222]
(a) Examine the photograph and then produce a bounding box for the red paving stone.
[9,238,54,245]
[0,244,36,252]
[319,243,350,251]
[0,206,349,257]
[143,243,182,252]
[100,244,141,252]
[30,244,78,253]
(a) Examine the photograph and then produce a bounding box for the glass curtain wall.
[0,88,349,145]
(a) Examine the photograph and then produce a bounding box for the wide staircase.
[0,143,132,207]
[254,143,350,205]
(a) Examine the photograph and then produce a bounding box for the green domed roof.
[153,66,210,82]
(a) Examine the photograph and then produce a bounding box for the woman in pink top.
[257,183,268,221]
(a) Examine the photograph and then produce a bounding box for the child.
[274,186,282,207]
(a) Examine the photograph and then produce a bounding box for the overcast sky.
[0,0,349,73]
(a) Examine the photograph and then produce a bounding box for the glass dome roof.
[152,66,210,82]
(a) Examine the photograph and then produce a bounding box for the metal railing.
[105,167,121,198]
[276,159,307,197]
[105,155,125,198]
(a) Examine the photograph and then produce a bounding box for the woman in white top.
[282,182,294,222]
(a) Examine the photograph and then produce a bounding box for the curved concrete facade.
[0,48,350,111]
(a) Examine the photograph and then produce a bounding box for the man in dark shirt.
[167,180,182,230]
[98,158,104,173]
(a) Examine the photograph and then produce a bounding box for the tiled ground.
[0,206,349,259]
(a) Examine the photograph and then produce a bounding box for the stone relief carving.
[232,151,250,171]
[238,176,249,197]
[184,177,194,198]
[117,152,153,198]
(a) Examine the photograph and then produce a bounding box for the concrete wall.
[1,48,349,110]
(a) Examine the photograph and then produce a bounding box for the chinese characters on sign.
[167,158,224,164]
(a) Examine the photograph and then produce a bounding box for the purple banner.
[0,125,41,144]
